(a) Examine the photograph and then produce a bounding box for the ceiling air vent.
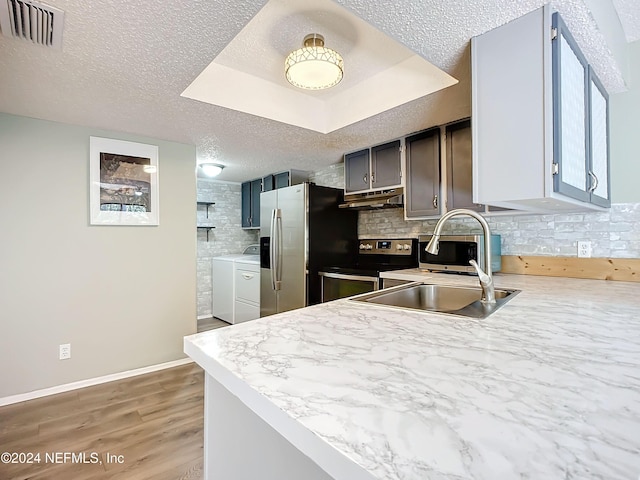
[0,0,64,49]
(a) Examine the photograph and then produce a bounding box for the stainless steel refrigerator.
[260,183,357,317]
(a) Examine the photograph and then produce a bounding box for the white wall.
[0,113,197,398]
[610,40,640,203]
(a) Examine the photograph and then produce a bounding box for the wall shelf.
[197,201,216,218]
[197,226,215,241]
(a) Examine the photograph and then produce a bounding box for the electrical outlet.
[577,241,592,258]
[59,343,71,360]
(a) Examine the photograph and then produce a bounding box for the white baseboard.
[0,358,194,407]
[197,314,213,320]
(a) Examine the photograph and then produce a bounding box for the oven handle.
[317,271,379,283]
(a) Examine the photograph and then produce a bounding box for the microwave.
[418,234,502,274]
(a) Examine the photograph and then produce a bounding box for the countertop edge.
[183,335,375,480]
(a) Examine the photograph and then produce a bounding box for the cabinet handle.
[433,195,439,209]
[363,174,368,184]
[588,171,599,193]
[371,172,375,184]
[242,273,254,280]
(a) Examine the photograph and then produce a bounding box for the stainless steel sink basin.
[351,282,520,319]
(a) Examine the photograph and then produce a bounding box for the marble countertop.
[184,271,640,480]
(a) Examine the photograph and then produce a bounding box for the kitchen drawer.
[234,300,260,323]
[235,266,260,304]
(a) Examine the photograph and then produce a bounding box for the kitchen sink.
[350,282,520,319]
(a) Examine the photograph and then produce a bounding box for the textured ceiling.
[0,0,637,182]
[182,0,458,134]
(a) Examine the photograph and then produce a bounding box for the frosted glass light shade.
[200,163,224,177]
[285,34,343,90]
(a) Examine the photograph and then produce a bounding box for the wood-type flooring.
[0,363,205,480]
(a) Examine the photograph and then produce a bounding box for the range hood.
[339,188,404,210]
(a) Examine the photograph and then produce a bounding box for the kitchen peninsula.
[184,272,640,479]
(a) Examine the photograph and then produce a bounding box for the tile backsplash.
[308,163,345,189]
[358,204,640,258]
[312,163,640,259]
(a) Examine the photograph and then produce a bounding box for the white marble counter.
[184,272,640,480]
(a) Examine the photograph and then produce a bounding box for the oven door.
[318,271,379,302]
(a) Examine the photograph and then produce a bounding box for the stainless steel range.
[318,238,418,302]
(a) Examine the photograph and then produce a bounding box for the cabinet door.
[552,12,589,203]
[446,120,482,212]
[241,181,251,228]
[371,140,401,189]
[262,175,274,192]
[405,129,440,218]
[344,149,370,193]
[250,179,262,227]
[274,171,290,189]
[588,67,611,207]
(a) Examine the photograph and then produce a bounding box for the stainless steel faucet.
[425,209,496,304]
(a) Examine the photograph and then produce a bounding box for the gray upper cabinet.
[552,12,590,204]
[241,178,262,229]
[344,141,402,194]
[243,170,308,228]
[551,12,610,208]
[262,174,275,192]
[445,120,483,212]
[405,128,440,218]
[371,140,402,190]
[263,169,308,192]
[471,5,611,212]
[587,67,610,207]
[344,149,370,193]
[405,119,485,219]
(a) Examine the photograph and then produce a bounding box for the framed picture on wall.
[89,137,159,226]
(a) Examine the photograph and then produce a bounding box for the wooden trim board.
[501,256,640,282]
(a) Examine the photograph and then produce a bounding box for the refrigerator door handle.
[269,209,277,290]
[274,209,283,290]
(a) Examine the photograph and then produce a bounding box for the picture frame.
[90,137,159,226]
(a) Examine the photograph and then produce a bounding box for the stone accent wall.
[358,204,640,258]
[312,163,640,258]
[308,163,344,189]
[197,180,259,318]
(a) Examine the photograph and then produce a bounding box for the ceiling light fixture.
[285,34,343,90]
[199,163,225,177]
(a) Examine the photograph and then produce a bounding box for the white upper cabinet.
[471,5,611,212]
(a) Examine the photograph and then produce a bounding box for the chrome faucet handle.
[469,260,496,304]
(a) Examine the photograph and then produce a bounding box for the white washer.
[212,245,260,324]
[233,255,260,323]
[212,255,244,323]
